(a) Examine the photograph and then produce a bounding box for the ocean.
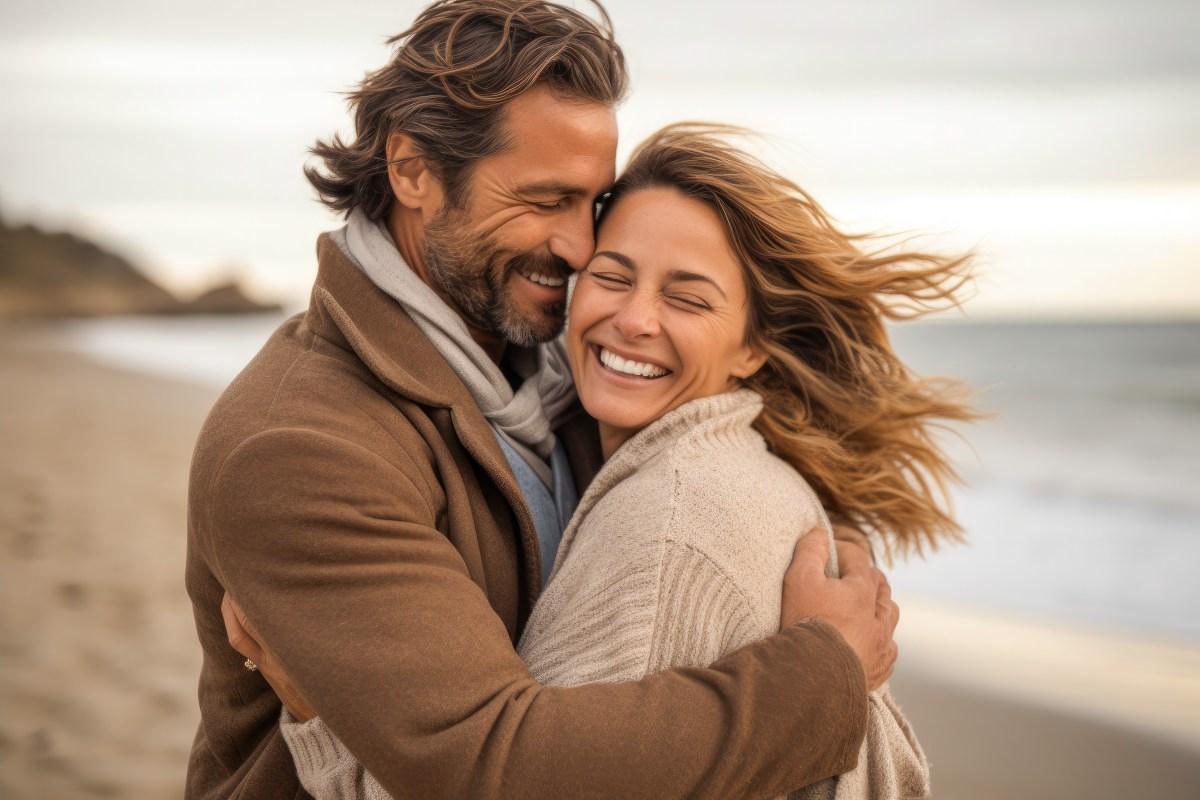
[886,320,1200,640]
[56,314,1200,640]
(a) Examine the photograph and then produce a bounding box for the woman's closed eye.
[666,293,712,311]
[588,270,632,287]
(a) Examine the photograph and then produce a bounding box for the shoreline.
[891,601,1200,799]
[3,329,1198,798]
[896,599,1200,753]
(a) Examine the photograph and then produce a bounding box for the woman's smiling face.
[567,186,766,457]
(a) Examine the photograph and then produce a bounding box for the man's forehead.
[502,84,615,131]
[487,87,618,176]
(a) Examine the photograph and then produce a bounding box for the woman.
[243,124,973,798]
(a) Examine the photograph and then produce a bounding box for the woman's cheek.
[570,280,609,330]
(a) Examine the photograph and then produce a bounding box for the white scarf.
[333,209,577,486]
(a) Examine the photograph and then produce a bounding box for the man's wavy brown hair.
[600,124,979,558]
[306,0,627,218]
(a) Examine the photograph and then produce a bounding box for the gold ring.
[244,658,258,672]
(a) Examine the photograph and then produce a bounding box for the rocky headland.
[0,218,281,317]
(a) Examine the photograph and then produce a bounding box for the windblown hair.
[306,0,627,218]
[601,124,979,557]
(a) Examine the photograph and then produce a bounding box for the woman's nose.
[612,292,660,339]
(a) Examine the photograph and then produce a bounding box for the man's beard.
[423,205,571,347]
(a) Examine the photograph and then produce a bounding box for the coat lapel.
[306,233,545,601]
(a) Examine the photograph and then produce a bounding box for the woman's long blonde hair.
[600,123,978,557]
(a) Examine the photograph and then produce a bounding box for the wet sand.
[1,326,1197,798]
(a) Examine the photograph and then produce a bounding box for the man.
[185,2,899,798]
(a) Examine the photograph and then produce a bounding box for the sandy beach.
[1,327,216,798]
[2,324,1198,799]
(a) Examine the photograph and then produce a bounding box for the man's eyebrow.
[593,251,728,300]
[516,180,591,197]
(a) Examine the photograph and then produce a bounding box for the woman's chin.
[578,395,654,437]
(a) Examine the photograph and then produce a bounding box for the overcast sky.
[2,0,1197,316]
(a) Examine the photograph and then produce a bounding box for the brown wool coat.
[184,233,868,799]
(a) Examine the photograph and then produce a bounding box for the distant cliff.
[0,218,282,316]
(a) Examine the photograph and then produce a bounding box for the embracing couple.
[185,2,973,798]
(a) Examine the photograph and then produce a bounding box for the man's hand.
[831,523,875,564]
[780,528,899,691]
[222,592,318,722]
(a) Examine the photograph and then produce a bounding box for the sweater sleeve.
[280,710,393,800]
[826,687,931,800]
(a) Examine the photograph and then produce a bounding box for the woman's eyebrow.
[594,250,635,269]
[665,269,727,300]
[593,251,728,301]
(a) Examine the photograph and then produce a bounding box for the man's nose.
[547,206,597,271]
[612,291,661,339]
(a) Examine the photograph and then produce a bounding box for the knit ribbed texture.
[278,709,377,799]
[281,389,929,799]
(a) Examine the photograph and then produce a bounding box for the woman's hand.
[221,592,318,723]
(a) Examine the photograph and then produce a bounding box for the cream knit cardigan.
[281,389,930,799]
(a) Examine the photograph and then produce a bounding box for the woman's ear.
[731,342,769,381]
[386,133,444,217]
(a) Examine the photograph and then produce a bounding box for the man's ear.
[386,133,444,217]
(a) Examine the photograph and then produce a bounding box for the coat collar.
[309,232,542,578]
[307,232,476,410]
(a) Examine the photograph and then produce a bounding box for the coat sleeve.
[200,427,868,800]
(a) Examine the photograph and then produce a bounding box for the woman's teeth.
[599,347,669,378]
[522,272,565,287]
